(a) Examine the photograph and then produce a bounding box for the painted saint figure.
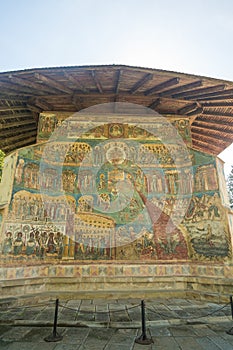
[2,231,13,255]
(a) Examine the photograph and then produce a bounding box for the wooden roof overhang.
[0,64,233,156]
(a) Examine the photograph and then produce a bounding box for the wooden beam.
[34,73,73,94]
[90,70,103,93]
[8,75,58,95]
[196,94,233,101]
[0,119,36,130]
[192,140,222,157]
[144,77,180,96]
[186,107,203,116]
[1,130,37,145]
[202,109,233,118]
[159,80,202,97]
[0,96,29,102]
[0,125,37,137]
[193,115,233,130]
[188,87,233,101]
[63,71,88,93]
[115,69,122,94]
[0,105,28,112]
[34,98,53,111]
[192,138,222,154]
[191,125,233,142]
[0,113,34,121]
[130,73,153,94]
[1,136,36,152]
[0,80,38,95]
[148,98,161,109]
[201,101,233,107]
[192,131,229,145]
[178,102,198,115]
[172,84,226,99]
[27,103,43,113]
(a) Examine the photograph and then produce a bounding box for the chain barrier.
[0,300,55,311]
[146,302,231,321]
[1,296,233,344]
[59,302,140,315]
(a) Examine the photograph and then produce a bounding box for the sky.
[0,0,232,176]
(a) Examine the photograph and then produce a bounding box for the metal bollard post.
[135,300,153,345]
[44,298,63,342]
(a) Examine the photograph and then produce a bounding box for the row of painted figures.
[1,231,63,258]
[1,230,112,259]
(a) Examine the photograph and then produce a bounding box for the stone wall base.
[0,262,232,304]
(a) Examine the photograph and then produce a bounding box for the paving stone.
[191,324,217,336]
[151,336,180,350]
[61,328,89,342]
[1,327,31,342]
[109,328,137,344]
[149,326,172,337]
[6,342,37,350]
[175,336,206,350]
[196,337,223,350]
[33,342,57,350]
[169,325,197,337]
[21,327,55,342]
[53,344,80,350]
[0,339,12,349]
[211,336,233,350]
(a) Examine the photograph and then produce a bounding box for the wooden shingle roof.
[0,64,233,155]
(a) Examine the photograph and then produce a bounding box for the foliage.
[0,149,5,182]
[227,165,233,209]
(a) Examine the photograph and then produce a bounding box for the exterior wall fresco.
[0,112,231,263]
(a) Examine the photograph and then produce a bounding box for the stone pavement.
[1,298,233,349]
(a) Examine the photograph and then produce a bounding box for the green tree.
[0,149,5,182]
[227,165,233,209]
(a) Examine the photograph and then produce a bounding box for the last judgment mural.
[0,111,231,263]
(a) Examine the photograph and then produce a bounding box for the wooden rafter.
[0,96,29,102]
[177,102,198,115]
[115,69,122,94]
[63,71,88,93]
[192,125,233,142]
[91,70,103,93]
[0,125,37,137]
[34,73,73,94]
[172,84,226,99]
[201,101,233,107]
[144,77,180,96]
[0,119,36,130]
[0,105,28,112]
[1,137,36,152]
[192,131,228,146]
[196,94,233,101]
[159,80,202,97]
[34,98,53,111]
[8,75,58,95]
[130,73,153,94]
[192,138,222,154]
[0,81,37,95]
[186,107,203,116]
[193,116,233,129]
[148,98,161,110]
[0,112,33,121]
[0,130,37,145]
[202,109,233,118]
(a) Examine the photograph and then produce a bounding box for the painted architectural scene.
[0,111,232,263]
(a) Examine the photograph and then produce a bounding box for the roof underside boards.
[0,64,233,155]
